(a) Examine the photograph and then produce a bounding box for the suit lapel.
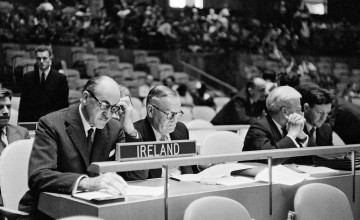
[6,125,22,144]
[65,105,91,166]
[143,118,156,141]
[266,115,282,142]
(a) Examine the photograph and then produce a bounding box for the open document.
[72,185,164,203]
[170,163,256,185]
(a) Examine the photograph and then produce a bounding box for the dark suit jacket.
[18,68,69,122]
[243,115,298,165]
[5,124,30,144]
[288,123,333,165]
[211,89,265,125]
[122,117,193,180]
[18,104,139,217]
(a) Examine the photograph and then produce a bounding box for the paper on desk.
[255,165,309,185]
[125,185,163,197]
[73,191,115,200]
[289,165,340,178]
[215,176,257,186]
[171,163,255,182]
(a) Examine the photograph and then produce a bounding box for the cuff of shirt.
[286,135,301,148]
[71,175,88,195]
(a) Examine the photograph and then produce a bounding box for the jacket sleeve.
[28,117,82,194]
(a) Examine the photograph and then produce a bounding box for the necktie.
[282,126,288,138]
[0,130,6,154]
[308,127,316,147]
[160,135,167,141]
[87,128,94,155]
[40,72,46,88]
[150,134,168,178]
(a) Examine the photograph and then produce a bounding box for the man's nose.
[2,105,10,114]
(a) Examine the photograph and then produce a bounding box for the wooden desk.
[39,174,360,220]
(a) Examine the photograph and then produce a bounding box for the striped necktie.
[0,129,6,154]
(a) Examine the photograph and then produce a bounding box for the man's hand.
[286,113,306,139]
[117,96,136,134]
[79,172,128,195]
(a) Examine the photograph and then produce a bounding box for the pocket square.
[109,149,115,157]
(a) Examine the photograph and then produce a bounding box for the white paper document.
[286,164,340,178]
[73,191,116,201]
[255,165,310,185]
[170,163,255,184]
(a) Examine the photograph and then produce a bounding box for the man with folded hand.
[243,86,308,165]
[18,76,141,219]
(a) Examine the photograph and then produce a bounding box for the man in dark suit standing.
[123,85,194,180]
[19,76,140,219]
[211,77,267,125]
[243,86,308,165]
[18,45,69,122]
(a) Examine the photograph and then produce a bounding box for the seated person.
[139,75,155,101]
[243,86,308,165]
[290,87,333,165]
[211,76,267,125]
[124,85,194,180]
[177,83,194,107]
[18,76,141,219]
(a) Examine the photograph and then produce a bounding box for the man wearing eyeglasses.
[123,85,194,180]
[19,76,140,219]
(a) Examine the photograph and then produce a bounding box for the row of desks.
[39,173,360,220]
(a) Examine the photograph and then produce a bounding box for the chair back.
[58,216,104,220]
[293,183,354,220]
[200,131,244,155]
[187,120,214,148]
[183,196,252,220]
[179,107,193,122]
[0,139,34,209]
[192,106,216,122]
[213,96,230,112]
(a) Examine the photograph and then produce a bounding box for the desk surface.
[39,173,360,220]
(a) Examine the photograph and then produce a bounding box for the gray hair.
[146,85,179,106]
[266,86,301,114]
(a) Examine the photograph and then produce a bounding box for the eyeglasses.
[87,90,121,113]
[150,104,183,120]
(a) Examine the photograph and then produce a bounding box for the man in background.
[124,85,194,180]
[211,76,267,125]
[18,45,69,122]
[243,86,308,165]
[139,74,155,101]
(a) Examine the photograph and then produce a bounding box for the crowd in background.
[1,0,360,56]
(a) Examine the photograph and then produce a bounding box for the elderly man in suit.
[123,85,194,180]
[211,76,267,125]
[243,86,308,165]
[18,45,69,122]
[18,76,141,219]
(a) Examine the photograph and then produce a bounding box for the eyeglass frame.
[86,90,121,113]
[150,104,183,120]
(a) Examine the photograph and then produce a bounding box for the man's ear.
[147,105,154,118]
[303,103,310,113]
[82,91,89,105]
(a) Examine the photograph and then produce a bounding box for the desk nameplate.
[116,140,196,162]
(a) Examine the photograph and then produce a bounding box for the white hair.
[266,86,301,113]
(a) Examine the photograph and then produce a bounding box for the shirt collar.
[151,126,170,141]
[39,67,51,79]
[79,104,94,137]
[1,126,6,135]
[306,122,315,133]
[272,119,284,136]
